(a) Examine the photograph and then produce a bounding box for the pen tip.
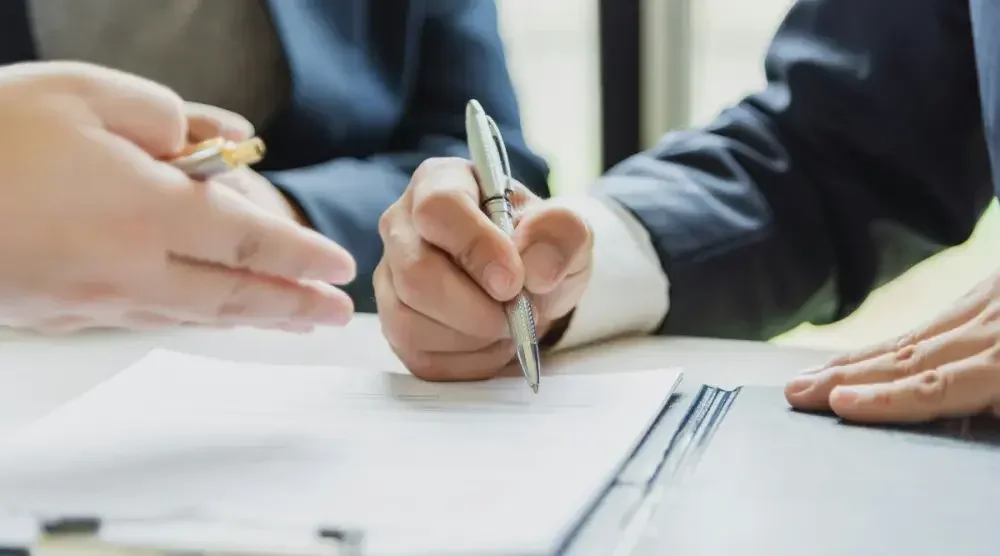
[516,343,541,394]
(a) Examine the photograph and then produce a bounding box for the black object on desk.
[563,384,1000,556]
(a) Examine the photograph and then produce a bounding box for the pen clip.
[484,115,514,197]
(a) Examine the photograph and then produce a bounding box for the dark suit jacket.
[0,0,550,313]
[593,0,997,340]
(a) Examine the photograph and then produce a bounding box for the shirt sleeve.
[545,194,670,351]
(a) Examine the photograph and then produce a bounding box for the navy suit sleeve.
[593,0,995,340]
[263,0,548,313]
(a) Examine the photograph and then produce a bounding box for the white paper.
[0,350,680,556]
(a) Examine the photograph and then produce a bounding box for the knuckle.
[291,288,320,320]
[524,202,588,239]
[381,327,437,381]
[891,344,923,377]
[217,276,253,317]
[406,361,437,382]
[820,368,849,388]
[411,157,467,184]
[540,205,585,230]
[454,233,492,274]
[377,206,397,240]
[403,353,445,382]
[234,230,264,267]
[394,253,439,305]
[894,332,919,350]
[412,186,471,226]
[378,303,416,354]
[913,370,950,404]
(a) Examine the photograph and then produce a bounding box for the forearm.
[556,0,993,343]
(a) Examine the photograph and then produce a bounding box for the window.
[499,0,997,350]
[497,0,602,194]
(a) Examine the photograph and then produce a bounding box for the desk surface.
[0,315,835,435]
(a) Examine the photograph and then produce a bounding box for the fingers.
[185,102,254,143]
[162,180,356,284]
[375,258,511,382]
[1,61,189,158]
[817,289,990,370]
[378,210,508,339]
[785,321,996,412]
[535,270,592,323]
[828,360,999,423]
[375,262,498,354]
[144,256,353,327]
[408,158,524,301]
[513,202,593,295]
[374,157,520,382]
[402,339,516,383]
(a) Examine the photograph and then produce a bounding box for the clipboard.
[8,382,996,556]
[0,514,364,556]
[0,350,684,556]
[0,385,732,556]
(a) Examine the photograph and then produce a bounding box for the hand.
[375,157,593,381]
[0,61,356,333]
[184,104,308,225]
[784,269,1000,423]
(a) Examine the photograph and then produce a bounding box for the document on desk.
[0,350,681,556]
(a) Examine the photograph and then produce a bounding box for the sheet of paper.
[0,350,680,556]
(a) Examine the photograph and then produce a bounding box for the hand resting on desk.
[0,61,355,334]
[374,157,593,381]
[785,267,1000,423]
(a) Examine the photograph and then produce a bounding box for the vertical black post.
[598,0,642,171]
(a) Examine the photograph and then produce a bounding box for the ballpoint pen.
[169,136,267,179]
[465,99,542,393]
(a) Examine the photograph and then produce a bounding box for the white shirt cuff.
[545,194,670,351]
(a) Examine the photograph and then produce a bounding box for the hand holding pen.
[374,100,594,386]
[0,61,354,334]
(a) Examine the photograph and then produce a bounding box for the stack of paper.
[0,350,680,556]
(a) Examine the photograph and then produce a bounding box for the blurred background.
[496,0,997,351]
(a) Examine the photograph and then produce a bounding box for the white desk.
[0,315,835,435]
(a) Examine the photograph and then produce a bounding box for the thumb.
[186,102,255,143]
[513,200,593,295]
[0,61,187,158]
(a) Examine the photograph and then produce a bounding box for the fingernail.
[315,309,352,326]
[800,365,826,376]
[483,262,514,298]
[314,258,357,285]
[308,297,353,326]
[222,125,251,141]
[521,243,565,285]
[785,375,815,396]
[832,388,861,406]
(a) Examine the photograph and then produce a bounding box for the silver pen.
[465,99,542,393]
